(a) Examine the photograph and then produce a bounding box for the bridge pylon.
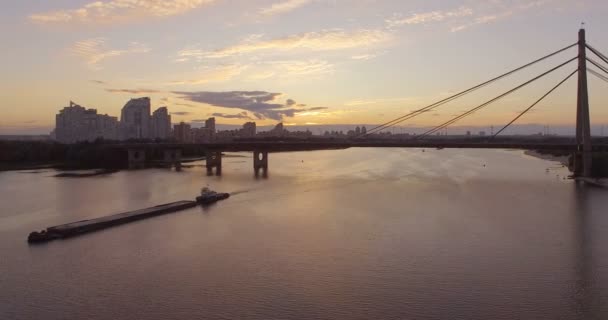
[575,28,593,177]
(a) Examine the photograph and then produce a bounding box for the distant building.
[55,101,118,143]
[205,117,216,133]
[193,127,214,142]
[242,122,256,137]
[120,97,151,140]
[361,126,367,134]
[151,107,171,139]
[269,123,285,137]
[355,126,361,135]
[174,122,193,143]
[479,131,486,137]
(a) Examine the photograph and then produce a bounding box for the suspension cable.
[492,69,577,138]
[417,57,577,138]
[588,68,608,83]
[359,43,577,137]
[586,44,608,66]
[586,57,608,75]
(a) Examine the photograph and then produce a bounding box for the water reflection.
[2,149,608,320]
[254,168,269,179]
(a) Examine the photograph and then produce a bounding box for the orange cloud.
[29,0,215,24]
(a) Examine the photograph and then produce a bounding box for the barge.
[28,200,197,243]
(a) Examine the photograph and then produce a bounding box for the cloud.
[106,88,160,94]
[386,7,473,28]
[350,53,378,60]
[90,79,106,84]
[210,112,253,119]
[244,60,333,80]
[171,111,192,116]
[70,38,150,70]
[259,0,313,17]
[449,1,551,32]
[29,0,215,24]
[177,28,391,60]
[175,102,197,108]
[385,1,554,33]
[172,90,321,120]
[307,107,328,111]
[168,64,247,85]
[271,59,334,76]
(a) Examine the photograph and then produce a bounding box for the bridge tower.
[575,28,592,177]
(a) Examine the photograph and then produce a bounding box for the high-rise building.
[190,117,216,142]
[55,101,118,143]
[361,126,367,134]
[269,123,285,136]
[242,122,256,137]
[120,97,151,140]
[151,106,171,139]
[205,117,216,133]
[173,122,193,143]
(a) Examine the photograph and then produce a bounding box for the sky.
[1,0,608,134]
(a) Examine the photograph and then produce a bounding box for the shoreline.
[523,150,570,167]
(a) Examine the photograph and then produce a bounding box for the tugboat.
[27,230,60,243]
[196,187,230,205]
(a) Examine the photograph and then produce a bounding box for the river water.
[1,148,607,319]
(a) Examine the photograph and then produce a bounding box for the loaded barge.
[28,201,198,243]
[27,188,230,244]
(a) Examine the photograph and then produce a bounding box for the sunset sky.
[2,0,608,134]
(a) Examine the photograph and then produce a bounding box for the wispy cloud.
[450,0,552,32]
[386,1,554,33]
[259,0,313,17]
[269,59,334,76]
[176,28,391,60]
[210,112,254,119]
[351,53,380,61]
[69,38,150,70]
[386,7,473,28]
[106,88,160,94]
[168,64,248,85]
[29,0,215,24]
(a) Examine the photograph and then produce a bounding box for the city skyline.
[3,1,608,135]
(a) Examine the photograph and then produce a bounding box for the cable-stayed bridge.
[121,29,608,178]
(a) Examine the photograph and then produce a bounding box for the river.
[1,148,607,319]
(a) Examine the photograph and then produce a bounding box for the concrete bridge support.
[206,151,222,175]
[253,150,268,176]
[575,28,593,177]
[127,148,146,169]
[163,149,182,169]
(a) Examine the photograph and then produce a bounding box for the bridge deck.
[114,141,599,152]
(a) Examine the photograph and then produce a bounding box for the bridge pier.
[163,148,182,170]
[206,151,222,176]
[253,150,268,176]
[127,148,146,169]
[575,28,593,177]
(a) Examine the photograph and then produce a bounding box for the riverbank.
[524,150,570,166]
